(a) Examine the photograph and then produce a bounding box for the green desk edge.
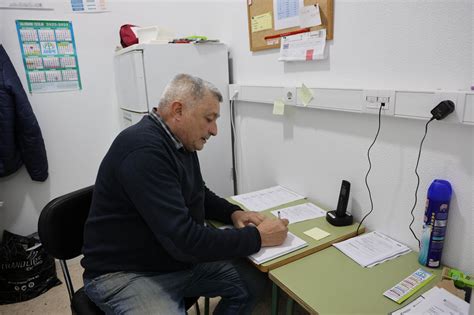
[269,246,443,314]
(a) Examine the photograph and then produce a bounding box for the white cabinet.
[113,43,233,196]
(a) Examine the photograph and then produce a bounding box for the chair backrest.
[38,186,94,260]
[38,185,202,314]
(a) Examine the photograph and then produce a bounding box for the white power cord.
[229,90,239,194]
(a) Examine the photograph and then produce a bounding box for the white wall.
[0,1,121,236]
[229,0,473,276]
[230,1,473,274]
[0,0,472,275]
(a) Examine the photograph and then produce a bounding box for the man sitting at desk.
[81,73,289,314]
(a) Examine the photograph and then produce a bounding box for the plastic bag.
[0,230,61,304]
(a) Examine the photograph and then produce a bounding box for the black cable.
[408,117,434,248]
[356,103,383,235]
[229,99,238,195]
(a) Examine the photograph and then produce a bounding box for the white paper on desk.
[270,202,326,224]
[415,288,469,315]
[390,287,440,315]
[391,287,469,315]
[279,29,326,62]
[231,185,305,212]
[249,232,307,264]
[333,231,411,268]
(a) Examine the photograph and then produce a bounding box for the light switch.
[366,96,377,103]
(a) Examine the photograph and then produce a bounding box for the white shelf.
[229,84,474,126]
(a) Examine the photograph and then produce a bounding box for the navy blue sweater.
[82,116,261,279]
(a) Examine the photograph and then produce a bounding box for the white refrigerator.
[113,43,234,197]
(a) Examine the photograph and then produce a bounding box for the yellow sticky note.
[304,227,330,240]
[273,99,285,115]
[251,12,272,33]
[299,84,313,107]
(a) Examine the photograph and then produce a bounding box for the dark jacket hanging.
[0,44,48,181]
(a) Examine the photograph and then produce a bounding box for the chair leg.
[59,260,75,301]
[194,300,201,315]
[204,297,210,315]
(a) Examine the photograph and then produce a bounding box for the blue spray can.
[418,179,452,268]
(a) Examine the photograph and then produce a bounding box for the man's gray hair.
[158,73,222,109]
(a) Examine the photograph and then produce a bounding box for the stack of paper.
[270,202,326,224]
[231,185,305,212]
[333,231,411,268]
[249,232,307,264]
[390,286,470,315]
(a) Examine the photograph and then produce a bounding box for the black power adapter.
[430,100,455,120]
[408,99,456,247]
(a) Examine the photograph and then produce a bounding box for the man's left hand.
[231,210,267,228]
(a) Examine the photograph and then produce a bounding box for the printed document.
[273,0,304,30]
[279,29,326,62]
[383,268,435,304]
[231,185,305,212]
[390,286,469,315]
[270,202,326,224]
[390,287,438,315]
[333,231,411,267]
[249,232,307,264]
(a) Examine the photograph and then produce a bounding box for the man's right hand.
[256,218,289,247]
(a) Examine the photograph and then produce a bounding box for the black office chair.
[38,185,102,314]
[38,185,202,315]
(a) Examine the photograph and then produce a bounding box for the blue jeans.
[83,259,267,315]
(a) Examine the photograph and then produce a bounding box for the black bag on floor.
[0,230,61,304]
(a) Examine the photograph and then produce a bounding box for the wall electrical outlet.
[228,84,241,100]
[362,90,396,116]
[283,87,297,105]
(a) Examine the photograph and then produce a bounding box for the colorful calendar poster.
[16,20,82,93]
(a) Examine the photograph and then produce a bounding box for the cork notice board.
[247,0,334,52]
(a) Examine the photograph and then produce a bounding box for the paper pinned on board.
[299,84,313,106]
[299,4,322,28]
[251,12,273,33]
[273,0,304,30]
[70,0,108,13]
[279,29,326,62]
